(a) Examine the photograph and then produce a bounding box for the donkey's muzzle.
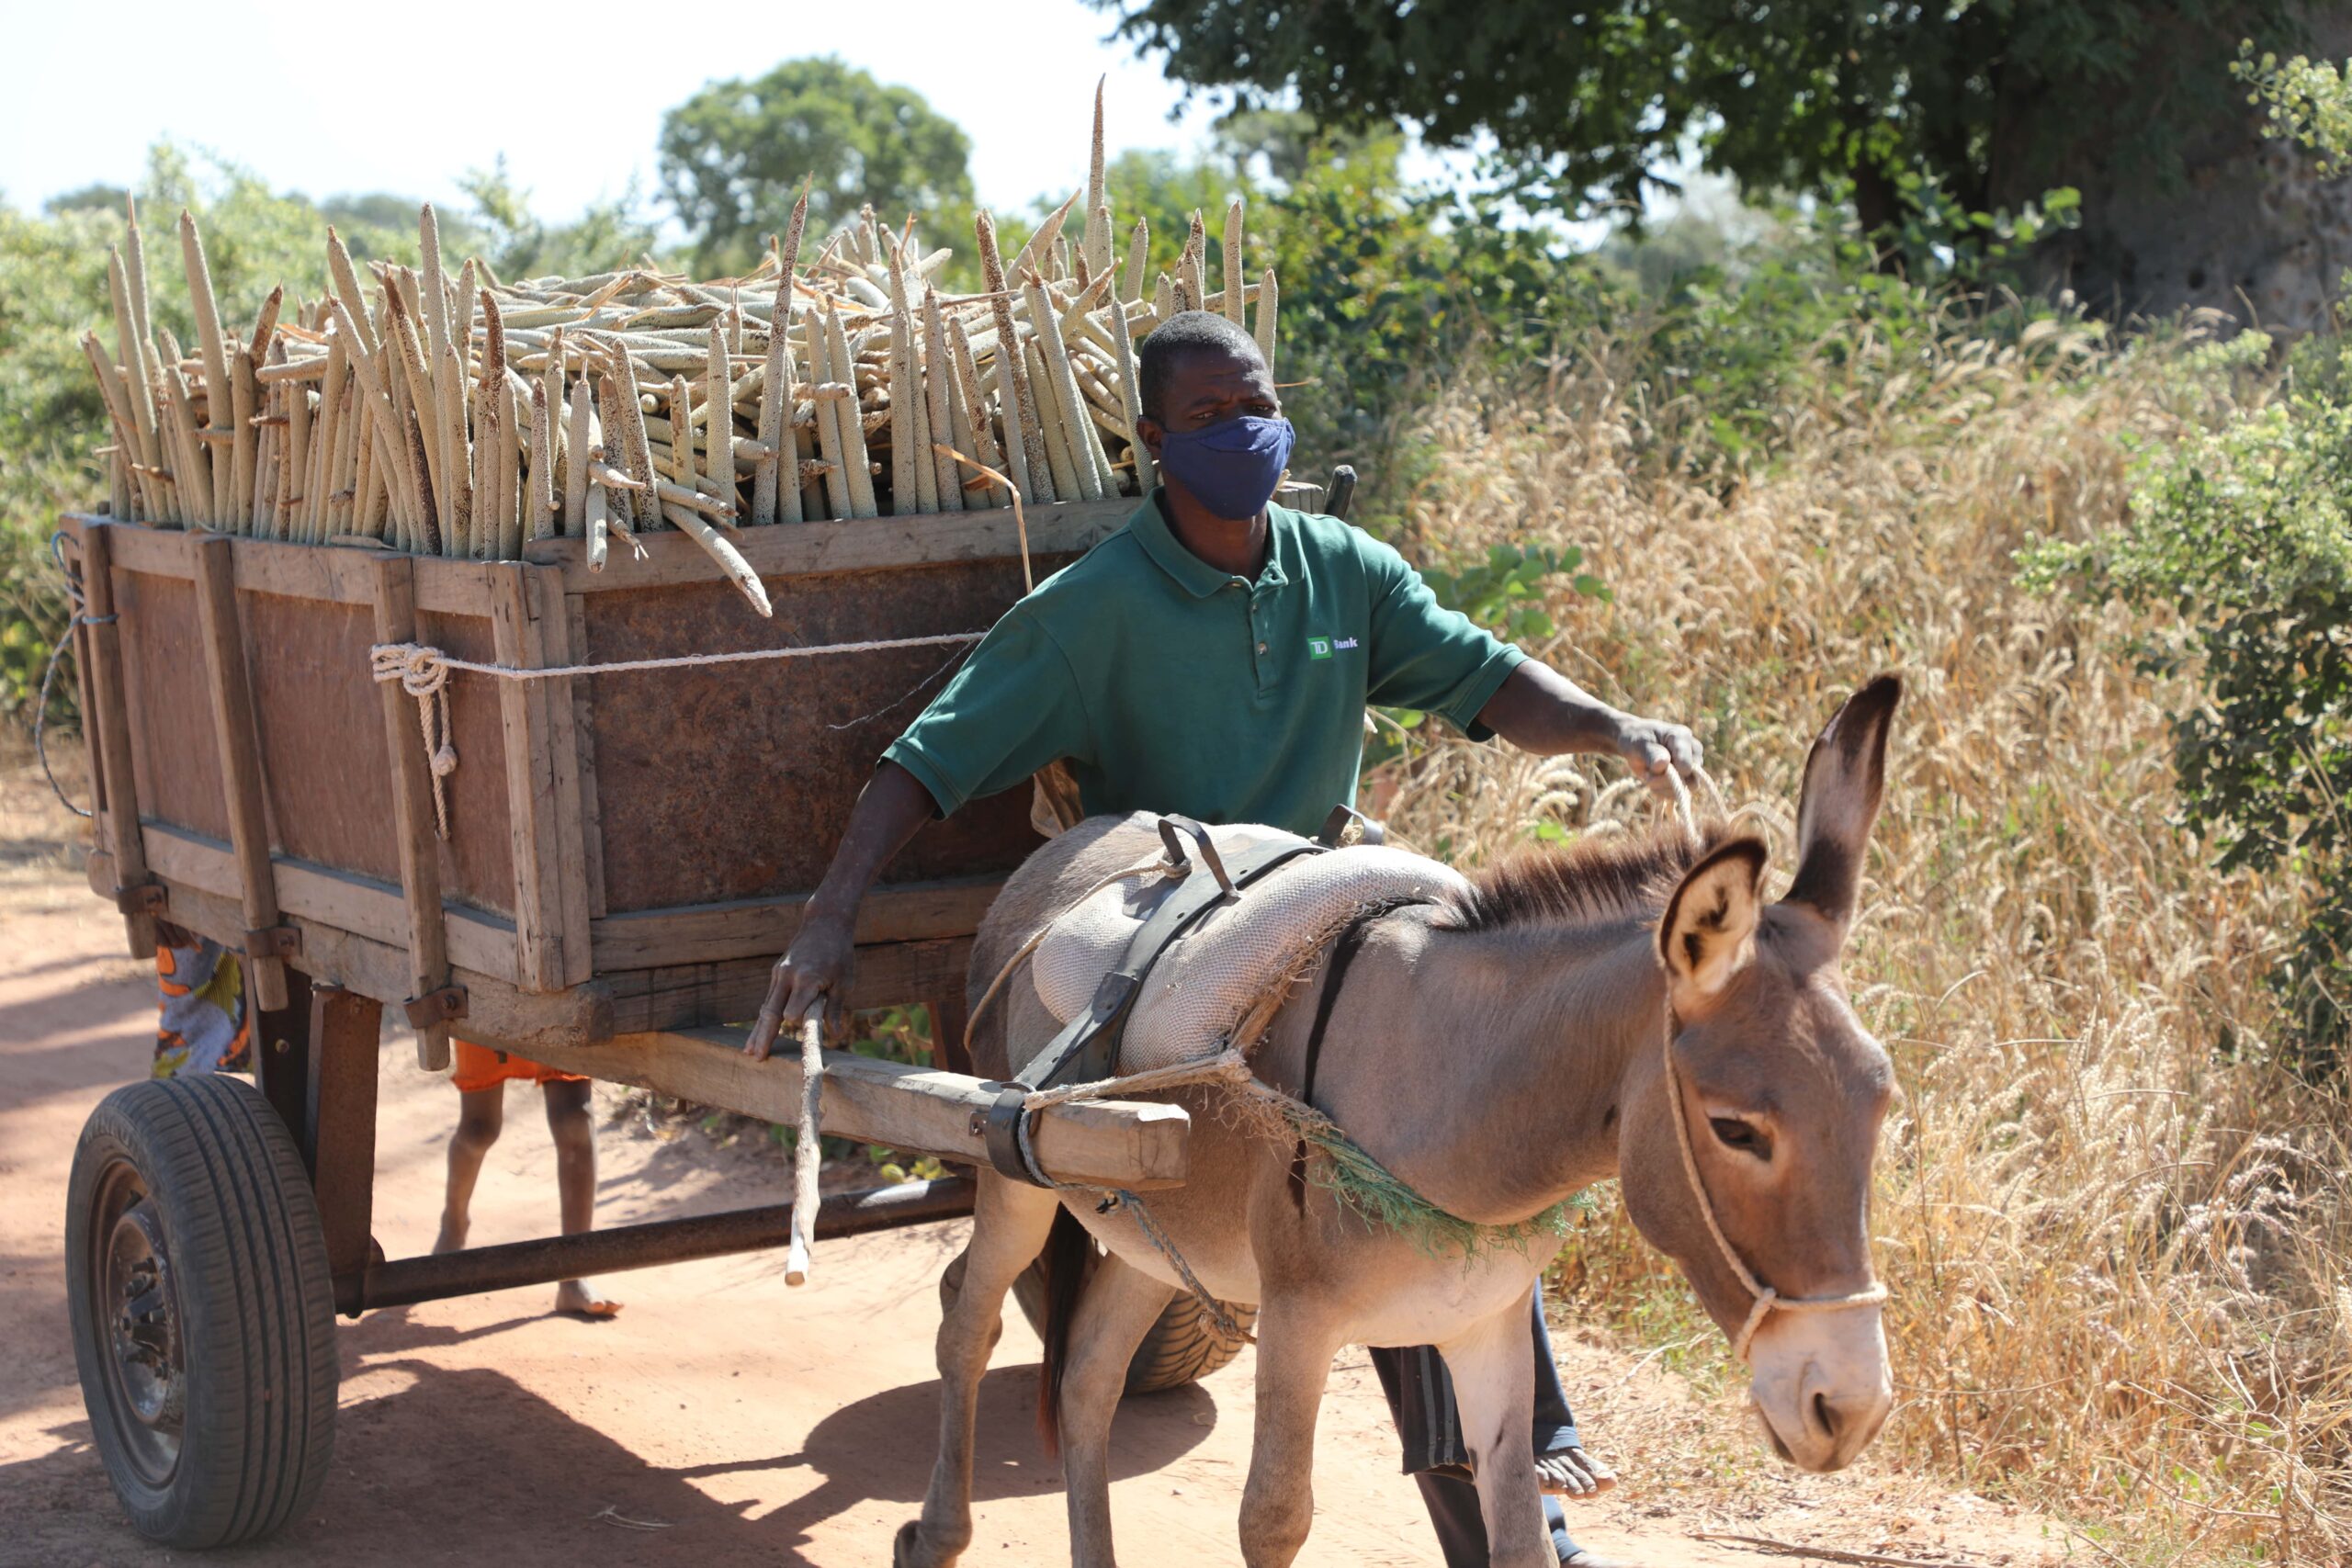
[1747,1305,1893,1472]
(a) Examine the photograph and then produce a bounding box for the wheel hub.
[91,1174,183,1483]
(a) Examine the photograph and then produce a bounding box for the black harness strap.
[1287,898,1430,1208]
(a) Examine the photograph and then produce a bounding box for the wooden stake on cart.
[786,1014,824,1286]
[191,535,292,1010]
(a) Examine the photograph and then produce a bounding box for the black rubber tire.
[66,1075,340,1549]
[1009,1254,1258,1395]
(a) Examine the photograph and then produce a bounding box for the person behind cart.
[149,930,617,1318]
[754,310,1702,1568]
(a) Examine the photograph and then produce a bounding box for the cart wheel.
[66,1074,339,1548]
[1009,1254,1257,1395]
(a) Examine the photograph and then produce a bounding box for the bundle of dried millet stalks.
[78,83,1280,615]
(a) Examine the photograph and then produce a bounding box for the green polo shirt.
[882,495,1526,840]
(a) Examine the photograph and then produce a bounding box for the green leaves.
[657,58,976,276]
[1421,543,1599,645]
[2028,376,2352,1064]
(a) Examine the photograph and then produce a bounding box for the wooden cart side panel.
[582,554,1069,914]
[240,588,401,885]
[564,592,610,920]
[140,820,514,977]
[586,875,1001,971]
[116,559,232,844]
[489,564,567,992]
[131,862,607,1052]
[191,534,291,1010]
[75,523,159,955]
[600,939,971,1037]
[413,600,516,921]
[536,578,594,986]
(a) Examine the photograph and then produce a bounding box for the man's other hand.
[1611,712,1703,795]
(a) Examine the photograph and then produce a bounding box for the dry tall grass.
[1371,316,2352,1562]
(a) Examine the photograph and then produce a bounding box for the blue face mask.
[1153,413,1296,521]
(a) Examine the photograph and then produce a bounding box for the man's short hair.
[1137,310,1264,423]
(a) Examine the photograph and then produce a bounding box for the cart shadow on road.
[0,1348,1222,1566]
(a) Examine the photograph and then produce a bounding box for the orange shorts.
[449,1039,590,1094]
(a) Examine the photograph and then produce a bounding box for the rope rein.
[1657,765,1887,1363]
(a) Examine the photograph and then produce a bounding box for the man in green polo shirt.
[756,311,1696,1567]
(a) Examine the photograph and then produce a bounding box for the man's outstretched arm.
[744,761,938,1057]
[1475,660,1704,790]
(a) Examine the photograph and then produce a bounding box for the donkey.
[899,677,1904,1568]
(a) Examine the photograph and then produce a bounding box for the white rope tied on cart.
[368,630,987,685]
[369,643,460,839]
[364,630,990,841]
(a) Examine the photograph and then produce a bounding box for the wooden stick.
[420,204,450,369]
[526,381,558,542]
[808,323,854,522]
[563,377,594,535]
[192,534,289,1011]
[824,304,878,517]
[437,342,471,557]
[1024,334,1082,502]
[786,1015,822,1286]
[703,325,733,521]
[1110,296,1155,493]
[976,212,1052,502]
[922,288,965,513]
[888,313,918,513]
[178,212,231,425]
[1256,267,1280,367]
[944,315,1006,508]
[369,553,455,1069]
[1223,198,1247,325]
[78,525,160,957]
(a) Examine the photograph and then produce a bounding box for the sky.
[0,0,1230,222]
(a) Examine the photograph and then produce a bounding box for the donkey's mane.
[1438,818,1751,932]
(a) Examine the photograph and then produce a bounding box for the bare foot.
[555,1278,621,1318]
[1537,1447,1617,1498]
[433,1221,467,1255]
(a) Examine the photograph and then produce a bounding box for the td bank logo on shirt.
[1307,636,1360,660]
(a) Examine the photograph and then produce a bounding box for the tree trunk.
[1996,14,2352,333]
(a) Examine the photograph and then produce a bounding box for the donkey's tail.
[1035,1205,1091,1457]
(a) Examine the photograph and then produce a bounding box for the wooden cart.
[55,496,1218,1548]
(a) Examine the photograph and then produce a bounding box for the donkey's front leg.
[1238,1301,1347,1568]
[1438,1301,1554,1568]
[897,1175,1060,1568]
[1057,1253,1177,1566]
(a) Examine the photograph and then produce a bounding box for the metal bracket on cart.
[244,924,303,961]
[401,985,469,1029]
[113,881,168,917]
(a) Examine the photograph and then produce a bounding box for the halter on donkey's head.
[1656,766,1888,1364]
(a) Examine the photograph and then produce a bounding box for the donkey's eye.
[1710,1117,1771,1159]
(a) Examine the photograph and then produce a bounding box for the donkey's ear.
[1782,675,1902,931]
[1660,839,1769,1008]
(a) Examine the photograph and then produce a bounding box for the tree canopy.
[1091,0,2292,246]
[658,57,976,273]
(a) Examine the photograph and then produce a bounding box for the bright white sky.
[0,0,1230,221]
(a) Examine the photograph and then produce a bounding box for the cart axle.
[341,1174,978,1314]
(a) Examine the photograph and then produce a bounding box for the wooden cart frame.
[60,469,1355,1545]
[62,498,1195,1321]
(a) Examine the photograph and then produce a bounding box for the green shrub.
[2025,349,2352,1064]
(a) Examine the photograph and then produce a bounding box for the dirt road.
[0,757,2058,1567]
